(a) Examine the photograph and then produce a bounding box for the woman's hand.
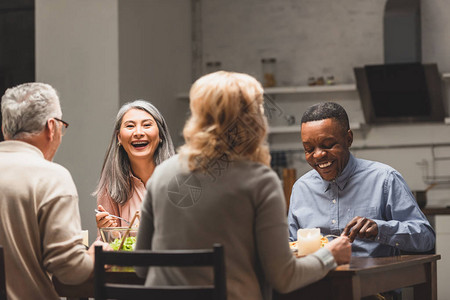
[324,236,351,265]
[95,205,118,228]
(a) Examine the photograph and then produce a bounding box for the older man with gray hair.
[0,82,109,300]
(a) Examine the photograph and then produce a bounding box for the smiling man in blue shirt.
[288,102,435,257]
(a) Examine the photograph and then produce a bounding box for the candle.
[297,228,321,256]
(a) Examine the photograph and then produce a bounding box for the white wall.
[201,0,450,85]
[118,0,192,148]
[201,0,385,85]
[36,0,120,242]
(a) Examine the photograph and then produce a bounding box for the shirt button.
[332,199,336,204]
[332,219,336,224]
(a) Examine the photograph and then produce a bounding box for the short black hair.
[301,102,350,131]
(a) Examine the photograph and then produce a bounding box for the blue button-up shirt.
[288,154,435,257]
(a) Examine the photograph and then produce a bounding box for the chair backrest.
[94,244,226,300]
[0,246,6,300]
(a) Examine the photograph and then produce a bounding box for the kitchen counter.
[421,207,450,216]
[421,207,450,229]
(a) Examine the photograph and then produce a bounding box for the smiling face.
[117,108,160,163]
[301,118,353,181]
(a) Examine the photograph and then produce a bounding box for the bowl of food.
[100,227,138,251]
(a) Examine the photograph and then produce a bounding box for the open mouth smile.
[131,141,149,149]
[317,161,333,169]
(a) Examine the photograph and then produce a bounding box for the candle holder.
[297,228,321,256]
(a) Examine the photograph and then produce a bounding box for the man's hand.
[342,216,378,242]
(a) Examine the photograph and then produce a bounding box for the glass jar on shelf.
[261,58,277,87]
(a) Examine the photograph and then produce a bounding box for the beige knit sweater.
[0,141,93,300]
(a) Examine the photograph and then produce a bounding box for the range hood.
[354,0,445,124]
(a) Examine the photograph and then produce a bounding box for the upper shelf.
[264,83,357,94]
[176,83,357,99]
[178,73,449,99]
[264,73,450,94]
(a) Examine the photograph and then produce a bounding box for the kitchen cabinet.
[176,83,363,132]
[260,83,364,151]
[263,83,361,136]
[176,76,449,151]
[263,75,450,152]
[176,82,364,151]
[256,84,366,140]
[420,208,450,300]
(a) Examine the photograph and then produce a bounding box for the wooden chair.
[282,168,296,214]
[94,244,226,300]
[0,246,6,300]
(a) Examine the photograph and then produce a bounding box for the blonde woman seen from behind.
[135,71,351,300]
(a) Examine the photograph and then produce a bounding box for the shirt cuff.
[312,247,337,271]
[373,219,387,244]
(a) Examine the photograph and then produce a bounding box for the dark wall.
[0,0,35,141]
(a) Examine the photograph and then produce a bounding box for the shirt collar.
[0,140,44,158]
[130,172,146,187]
[322,153,356,192]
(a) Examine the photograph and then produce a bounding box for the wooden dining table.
[54,254,440,300]
[274,254,440,300]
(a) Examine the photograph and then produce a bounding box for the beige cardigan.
[0,141,93,300]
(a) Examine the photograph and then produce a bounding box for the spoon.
[94,209,130,224]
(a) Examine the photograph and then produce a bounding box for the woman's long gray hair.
[93,100,175,205]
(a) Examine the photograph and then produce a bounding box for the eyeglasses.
[54,117,69,136]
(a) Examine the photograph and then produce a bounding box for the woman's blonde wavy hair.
[179,71,270,172]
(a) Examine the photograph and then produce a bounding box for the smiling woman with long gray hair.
[93,100,174,232]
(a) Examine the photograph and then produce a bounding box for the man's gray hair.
[1,82,61,140]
